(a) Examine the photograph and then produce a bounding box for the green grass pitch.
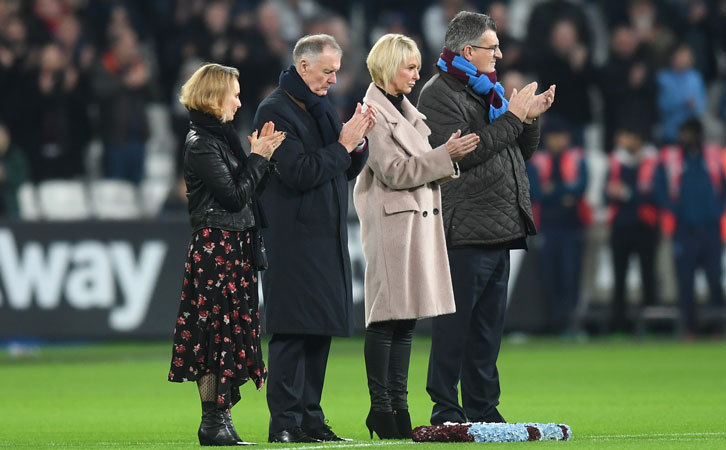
[1,336,725,449]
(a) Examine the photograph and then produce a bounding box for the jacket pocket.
[383,195,420,215]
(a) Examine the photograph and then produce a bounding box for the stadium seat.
[139,179,172,217]
[635,305,684,338]
[17,182,40,220]
[37,180,92,220]
[144,152,175,181]
[89,179,142,219]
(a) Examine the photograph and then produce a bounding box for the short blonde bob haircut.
[179,63,239,120]
[366,34,421,90]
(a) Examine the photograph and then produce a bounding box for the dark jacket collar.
[437,66,466,92]
[189,109,225,137]
[436,67,491,112]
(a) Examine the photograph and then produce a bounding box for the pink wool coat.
[354,83,457,326]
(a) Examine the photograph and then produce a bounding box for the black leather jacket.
[184,114,270,232]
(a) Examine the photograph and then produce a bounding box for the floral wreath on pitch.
[412,422,572,443]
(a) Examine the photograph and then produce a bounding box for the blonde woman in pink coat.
[353,33,479,440]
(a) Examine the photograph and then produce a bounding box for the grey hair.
[292,34,342,65]
[444,11,497,53]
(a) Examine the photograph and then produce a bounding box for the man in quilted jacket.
[418,11,555,425]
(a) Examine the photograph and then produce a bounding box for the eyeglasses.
[470,44,500,53]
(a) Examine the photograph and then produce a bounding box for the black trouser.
[266,334,331,433]
[673,223,724,331]
[536,228,584,333]
[364,319,416,412]
[427,246,509,424]
[610,224,658,331]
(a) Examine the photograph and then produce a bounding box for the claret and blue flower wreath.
[412,422,572,443]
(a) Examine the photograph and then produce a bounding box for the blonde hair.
[366,34,421,89]
[179,63,239,119]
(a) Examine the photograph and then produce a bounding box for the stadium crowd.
[1,0,726,337]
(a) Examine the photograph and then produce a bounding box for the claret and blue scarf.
[437,47,509,122]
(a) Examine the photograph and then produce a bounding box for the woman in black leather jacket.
[167,63,285,446]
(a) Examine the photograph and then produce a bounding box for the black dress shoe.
[482,408,506,423]
[306,424,352,442]
[268,427,320,443]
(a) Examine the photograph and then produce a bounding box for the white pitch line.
[0,441,414,449]
[582,431,726,439]
[286,441,413,450]
[5,433,725,447]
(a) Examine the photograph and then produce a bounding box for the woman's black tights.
[364,319,416,412]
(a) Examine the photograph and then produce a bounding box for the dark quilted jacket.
[417,68,540,246]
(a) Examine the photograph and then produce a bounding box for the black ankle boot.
[198,402,255,446]
[393,409,412,439]
[365,410,399,439]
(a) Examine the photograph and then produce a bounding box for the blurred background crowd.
[1,0,726,215]
[1,0,726,336]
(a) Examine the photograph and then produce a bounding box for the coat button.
[422,211,428,217]
[433,208,439,215]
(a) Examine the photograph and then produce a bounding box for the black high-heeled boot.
[198,402,255,446]
[393,409,412,439]
[365,410,399,439]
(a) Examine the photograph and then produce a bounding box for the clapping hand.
[339,103,377,153]
[445,129,480,162]
[507,81,538,122]
[525,84,556,121]
[249,121,286,160]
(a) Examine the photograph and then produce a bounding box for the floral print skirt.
[168,227,266,409]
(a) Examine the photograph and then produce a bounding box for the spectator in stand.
[230,5,284,121]
[486,1,524,75]
[528,117,591,334]
[421,0,474,56]
[626,0,675,69]
[25,42,88,180]
[266,0,324,45]
[598,25,656,153]
[656,42,706,144]
[524,0,595,67]
[171,57,205,174]
[0,14,31,145]
[195,0,235,63]
[654,118,726,336]
[92,26,154,184]
[307,14,369,121]
[603,123,660,333]
[532,17,594,147]
[500,69,527,100]
[660,0,716,83]
[55,12,95,77]
[0,122,30,217]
